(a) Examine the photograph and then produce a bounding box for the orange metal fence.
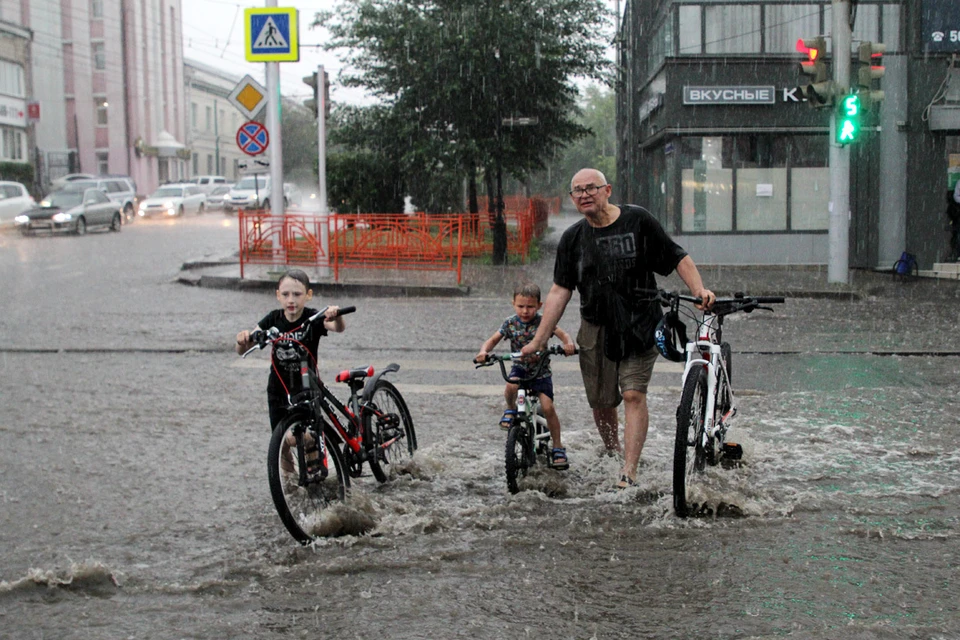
[238,199,550,284]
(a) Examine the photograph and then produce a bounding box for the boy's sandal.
[615,474,637,490]
[550,447,570,470]
[499,409,517,430]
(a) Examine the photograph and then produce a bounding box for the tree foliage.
[315,0,613,212]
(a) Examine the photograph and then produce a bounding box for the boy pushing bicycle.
[475,282,577,470]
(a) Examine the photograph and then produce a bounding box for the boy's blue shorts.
[508,367,554,401]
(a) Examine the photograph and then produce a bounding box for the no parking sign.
[236,121,269,156]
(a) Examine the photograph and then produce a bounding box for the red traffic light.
[796,38,821,61]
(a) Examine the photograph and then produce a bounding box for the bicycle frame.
[680,312,736,447]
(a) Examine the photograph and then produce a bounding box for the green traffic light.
[836,94,861,144]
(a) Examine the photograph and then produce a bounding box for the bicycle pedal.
[720,442,743,460]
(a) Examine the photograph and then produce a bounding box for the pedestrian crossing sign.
[244,7,299,62]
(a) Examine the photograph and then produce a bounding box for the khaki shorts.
[577,319,659,409]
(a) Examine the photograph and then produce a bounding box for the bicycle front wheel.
[505,421,535,494]
[674,366,709,517]
[267,415,349,544]
[363,379,417,483]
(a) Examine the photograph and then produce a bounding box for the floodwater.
[1,219,959,639]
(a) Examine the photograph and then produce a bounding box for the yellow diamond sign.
[228,75,268,120]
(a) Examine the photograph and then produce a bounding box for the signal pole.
[828,0,851,284]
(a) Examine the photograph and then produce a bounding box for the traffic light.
[836,94,861,145]
[322,70,331,119]
[303,72,319,119]
[797,37,835,108]
[856,41,886,112]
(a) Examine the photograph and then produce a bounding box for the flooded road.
[1,218,959,638]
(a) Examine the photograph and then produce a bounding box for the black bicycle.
[474,344,576,494]
[243,306,417,543]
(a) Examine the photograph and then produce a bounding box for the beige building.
[184,59,245,182]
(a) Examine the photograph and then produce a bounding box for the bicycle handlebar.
[473,344,577,384]
[638,288,785,313]
[242,305,356,357]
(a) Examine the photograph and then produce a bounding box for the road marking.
[231,357,685,374]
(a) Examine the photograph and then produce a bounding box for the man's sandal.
[550,447,570,471]
[615,474,637,490]
[499,409,517,430]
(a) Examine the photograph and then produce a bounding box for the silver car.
[138,184,207,217]
[16,188,122,235]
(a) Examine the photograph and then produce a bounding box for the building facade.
[184,59,244,182]
[0,18,31,181]
[617,0,959,270]
[9,0,188,196]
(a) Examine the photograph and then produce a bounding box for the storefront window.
[679,134,828,233]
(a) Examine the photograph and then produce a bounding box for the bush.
[0,162,35,190]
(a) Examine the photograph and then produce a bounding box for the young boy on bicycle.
[475,282,577,470]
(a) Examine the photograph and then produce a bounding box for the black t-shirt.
[257,308,328,397]
[553,205,687,352]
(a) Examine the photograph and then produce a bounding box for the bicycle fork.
[682,342,736,446]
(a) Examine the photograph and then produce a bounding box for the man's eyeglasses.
[569,184,606,198]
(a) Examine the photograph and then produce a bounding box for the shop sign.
[0,97,26,127]
[923,0,960,53]
[683,86,775,105]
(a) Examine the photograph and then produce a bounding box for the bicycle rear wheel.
[505,421,535,494]
[363,379,417,483]
[267,415,349,544]
[673,367,709,517]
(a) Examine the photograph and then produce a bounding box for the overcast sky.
[181,0,620,108]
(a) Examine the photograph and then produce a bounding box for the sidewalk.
[178,212,960,300]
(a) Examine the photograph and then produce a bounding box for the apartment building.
[0,19,31,177]
[9,0,188,195]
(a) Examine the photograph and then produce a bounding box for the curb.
[180,272,471,297]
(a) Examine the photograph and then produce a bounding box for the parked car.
[63,177,139,223]
[223,175,271,213]
[205,184,232,211]
[138,183,207,217]
[0,181,37,230]
[49,173,96,190]
[190,175,229,194]
[16,188,122,235]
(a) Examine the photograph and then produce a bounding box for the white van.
[191,175,229,194]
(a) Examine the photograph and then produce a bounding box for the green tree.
[315,0,613,212]
[527,84,616,198]
[280,98,320,187]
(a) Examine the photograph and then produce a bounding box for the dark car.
[16,188,123,235]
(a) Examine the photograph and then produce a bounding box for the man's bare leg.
[620,391,649,481]
[593,406,621,453]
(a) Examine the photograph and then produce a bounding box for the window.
[679,134,828,233]
[705,5,760,54]
[92,43,106,70]
[0,61,25,97]
[192,152,199,175]
[1,127,24,161]
[765,5,820,54]
[96,152,109,175]
[205,106,212,131]
[207,155,214,174]
[191,103,198,129]
[678,5,702,55]
[95,97,108,125]
[91,0,103,18]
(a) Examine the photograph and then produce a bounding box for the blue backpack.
[893,251,917,276]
